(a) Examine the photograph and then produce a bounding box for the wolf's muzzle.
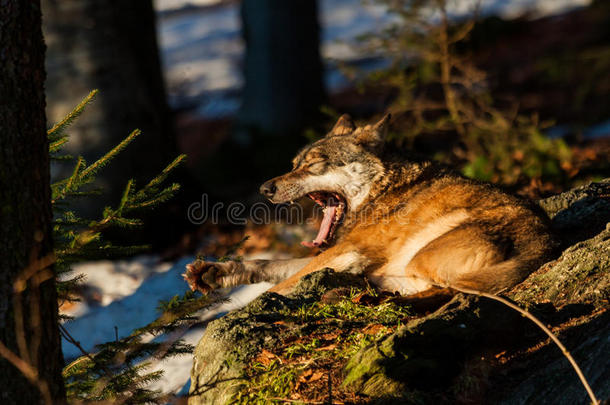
[260,180,277,199]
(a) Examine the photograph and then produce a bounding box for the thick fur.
[184,114,557,297]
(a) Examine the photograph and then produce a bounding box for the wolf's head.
[260,114,390,247]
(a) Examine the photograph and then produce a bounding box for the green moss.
[191,270,411,404]
[234,291,408,402]
[282,293,411,325]
[292,267,367,298]
[229,361,300,405]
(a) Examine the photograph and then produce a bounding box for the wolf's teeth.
[334,205,343,221]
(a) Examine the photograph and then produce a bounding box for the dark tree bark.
[0,1,66,404]
[238,0,325,137]
[42,0,173,216]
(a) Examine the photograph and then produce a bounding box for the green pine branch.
[47,90,224,403]
[48,89,98,138]
[79,129,141,185]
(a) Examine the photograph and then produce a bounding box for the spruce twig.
[48,89,98,137]
[46,90,205,403]
[78,128,140,183]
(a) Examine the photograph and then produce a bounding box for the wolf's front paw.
[182,259,238,294]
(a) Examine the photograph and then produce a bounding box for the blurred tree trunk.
[42,0,173,216]
[238,0,325,138]
[211,0,325,199]
[0,1,67,404]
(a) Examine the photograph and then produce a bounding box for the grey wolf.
[184,114,557,297]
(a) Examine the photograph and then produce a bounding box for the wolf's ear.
[328,114,356,136]
[354,113,391,149]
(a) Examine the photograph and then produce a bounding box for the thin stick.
[267,398,344,404]
[452,286,599,405]
[60,324,137,404]
[59,324,98,365]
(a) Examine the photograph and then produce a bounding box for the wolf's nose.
[260,181,277,198]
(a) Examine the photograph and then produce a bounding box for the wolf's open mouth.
[302,191,346,248]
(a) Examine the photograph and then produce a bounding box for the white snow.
[154,0,224,13]
[157,4,243,111]
[320,0,393,61]
[61,256,173,316]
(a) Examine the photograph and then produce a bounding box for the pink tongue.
[301,205,336,248]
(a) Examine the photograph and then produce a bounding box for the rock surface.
[188,180,610,404]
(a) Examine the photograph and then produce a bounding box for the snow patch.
[154,0,224,13]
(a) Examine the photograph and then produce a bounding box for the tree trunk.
[0,2,66,404]
[237,0,325,137]
[204,0,325,201]
[42,0,173,217]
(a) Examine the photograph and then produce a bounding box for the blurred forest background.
[43,0,610,254]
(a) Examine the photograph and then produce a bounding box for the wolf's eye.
[307,161,327,174]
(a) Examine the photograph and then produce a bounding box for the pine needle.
[79,129,141,183]
[49,137,69,153]
[141,154,187,191]
[117,179,135,215]
[48,89,98,137]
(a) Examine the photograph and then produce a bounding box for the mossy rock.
[538,178,610,246]
[492,310,610,404]
[292,266,367,299]
[511,224,610,307]
[188,268,367,405]
[342,294,524,402]
[189,292,294,404]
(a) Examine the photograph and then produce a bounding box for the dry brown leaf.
[255,349,278,366]
[298,369,325,383]
[319,331,340,340]
[315,344,337,351]
[362,324,386,335]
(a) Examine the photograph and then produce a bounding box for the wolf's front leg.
[269,246,371,295]
[183,257,312,294]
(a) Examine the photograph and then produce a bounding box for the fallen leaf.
[299,369,325,383]
[362,324,386,335]
[319,331,340,340]
[315,344,337,351]
[255,349,278,366]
